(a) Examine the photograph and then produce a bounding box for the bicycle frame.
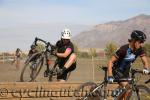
[37,38,60,76]
[34,37,53,71]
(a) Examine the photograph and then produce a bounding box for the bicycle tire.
[127,85,150,100]
[74,82,102,100]
[20,52,44,82]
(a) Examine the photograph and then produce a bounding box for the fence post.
[3,53,4,63]
[92,56,95,82]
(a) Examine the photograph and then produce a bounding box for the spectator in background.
[12,48,22,70]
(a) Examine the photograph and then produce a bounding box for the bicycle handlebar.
[130,68,143,74]
[130,68,150,75]
[33,37,56,53]
[100,66,150,75]
[99,66,150,83]
[125,68,150,84]
[35,37,52,47]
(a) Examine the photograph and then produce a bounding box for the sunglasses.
[139,41,144,43]
[62,39,70,41]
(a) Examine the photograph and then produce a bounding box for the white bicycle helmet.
[61,28,71,39]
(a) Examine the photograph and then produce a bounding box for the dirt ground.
[0,59,110,100]
[0,59,103,82]
[0,59,149,100]
[0,58,149,83]
[0,58,149,84]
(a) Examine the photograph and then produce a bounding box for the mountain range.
[72,14,150,48]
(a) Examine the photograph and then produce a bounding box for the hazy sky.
[0,0,150,51]
[1,0,150,25]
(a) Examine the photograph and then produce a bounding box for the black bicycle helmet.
[131,30,146,42]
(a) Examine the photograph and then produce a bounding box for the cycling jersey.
[114,44,145,70]
[113,44,145,79]
[56,40,75,66]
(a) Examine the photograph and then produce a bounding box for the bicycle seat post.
[103,67,108,82]
[103,67,108,100]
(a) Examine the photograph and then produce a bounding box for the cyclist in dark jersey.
[26,45,39,64]
[107,30,149,86]
[28,45,38,57]
[51,28,76,82]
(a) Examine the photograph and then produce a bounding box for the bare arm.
[141,56,149,69]
[56,48,71,58]
[108,55,118,76]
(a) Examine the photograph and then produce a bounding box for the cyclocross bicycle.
[74,66,150,100]
[20,37,59,82]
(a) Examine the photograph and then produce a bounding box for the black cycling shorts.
[57,63,76,80]
[112,66,130,81]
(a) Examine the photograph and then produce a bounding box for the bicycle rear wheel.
[20,52,44,82]
[127,85,150,100]
[74,82,102,100]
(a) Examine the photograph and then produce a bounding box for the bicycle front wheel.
[74,82,102,100]
[127,85,150,100]
[20,52,44,82]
